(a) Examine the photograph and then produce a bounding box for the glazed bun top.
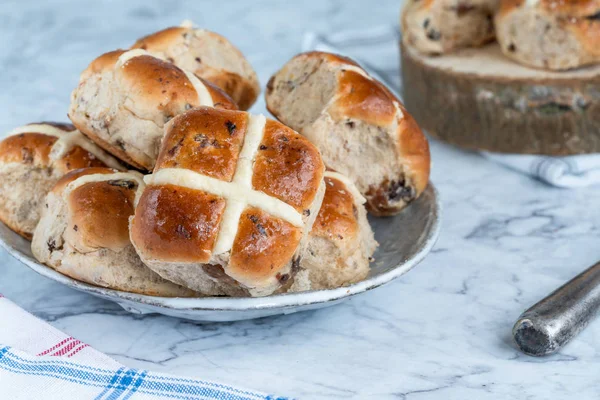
[131,20,260,110]
[69,49,237,171]
[53,167,145,253]
[311,171,366,246]
[130,107,325,295]
[81,49,237,116]
[0,123,123,172]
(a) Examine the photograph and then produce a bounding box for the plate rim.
[0,183,442,312]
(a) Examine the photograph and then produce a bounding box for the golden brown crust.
[299,51,361,68]
[71,51,237,172]
[81,49,126,80]
[132,27,185,51]
[67,181,136,251]
[266,51,431,216]
[204,70,258,111]
[157,108,246,180]
[0,122,76,167]
[56,145,108,172]
[228,207,302,284]
[0,133,56,167]
[0,122,118,240]
[566,15,600,57]
[205,79,240,110]
[132,27,259,110]
[0,125,109,172]
[396,105,431,196]
[252,119,325,212]
[131,107,324,292]
[118,55,209,115]
[496,0,522,15]
[331,70,397,127]
[311,176,359,242]
[131,184,226,263]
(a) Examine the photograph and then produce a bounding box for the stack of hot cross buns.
[0,21,431,297]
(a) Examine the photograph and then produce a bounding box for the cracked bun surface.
[31,167,196,297]
[298,171,377,290]
[265,51,430,216]
[401,0,499,55]
[132,22,260,110]
[0,122,123,239]
[68,49,237,171]
[130,107,326,297]
[495,0,600,70]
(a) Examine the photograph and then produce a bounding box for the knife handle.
[513,261,600,356]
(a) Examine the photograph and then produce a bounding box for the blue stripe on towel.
[0,346,289,400]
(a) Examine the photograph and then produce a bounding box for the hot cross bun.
[401,0,499,55]
[296,171,377,290]
[68,49,237,171]
[31,167,195,297]
[0,123,123,239]
[130,107,326,297]
[132,21,260,110]
[495,0,600,70]
[265,51,430,216]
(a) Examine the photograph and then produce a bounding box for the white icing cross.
[115,50,214,107]
[6,124,124,170]
[144,114,304,256]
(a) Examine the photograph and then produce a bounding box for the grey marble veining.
[2,0,600,398]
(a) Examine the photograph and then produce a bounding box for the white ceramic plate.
[0,184,441,322]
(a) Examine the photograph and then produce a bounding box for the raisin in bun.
[130,107,325,297]
[265,51,430,216]
[68,49,237,171]
[0,123,123,239]
[31,167,195,297]
[401,0,499,55]
[291,172,377,291]
[495,0,600,70]
[132,21,260,110]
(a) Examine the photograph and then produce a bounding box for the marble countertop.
[2,0,600,398]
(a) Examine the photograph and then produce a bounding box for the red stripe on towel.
[52,339,82,357]
[37,338,73,357]
[67,344,89,358]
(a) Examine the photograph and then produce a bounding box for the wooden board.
[401,42,600,155]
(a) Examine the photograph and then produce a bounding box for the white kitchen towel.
[0,294,287,400]
[302,27,600,188]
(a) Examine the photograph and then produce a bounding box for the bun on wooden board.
[495,0,600,70]
[294,171,377,291]
[68,49,237,171]
[129,107,325,297]
[132,21,260,110]
[265,51,430,216]
[31,167,195,297]
[401,0,499,55]
[0,123,123,239]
